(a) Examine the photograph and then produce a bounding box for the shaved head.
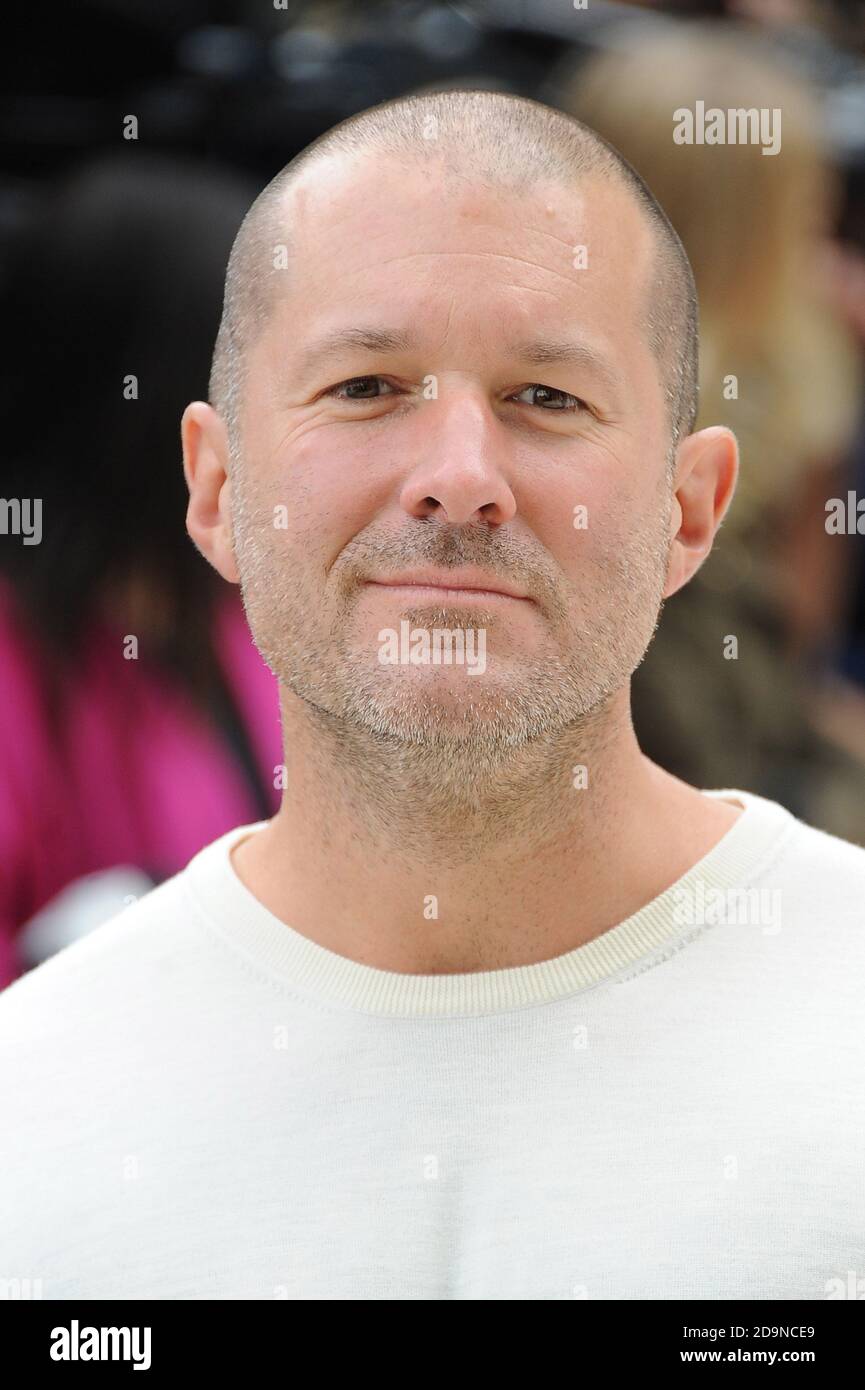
[184,83,739,803]
[208,88,698,463]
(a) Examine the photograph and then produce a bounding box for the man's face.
[230,152,673,753]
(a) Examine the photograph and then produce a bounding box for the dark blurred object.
[729,0,865,51]
[0,2,556,182]
[0,152,283,988]
[0,153,253,685]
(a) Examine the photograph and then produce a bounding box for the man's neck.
[231,688,742,974]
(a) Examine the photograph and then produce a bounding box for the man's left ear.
[181,401,240,584]
[664,425,739,600]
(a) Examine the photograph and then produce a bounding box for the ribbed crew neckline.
[182,789,796,1018]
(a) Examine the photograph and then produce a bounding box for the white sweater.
[1,788,863,1301]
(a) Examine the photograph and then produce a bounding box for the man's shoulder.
[744,796,865,946]
[0,867,195,1047]
[780,804,865,882]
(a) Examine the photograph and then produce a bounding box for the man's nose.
[398,389,518,527]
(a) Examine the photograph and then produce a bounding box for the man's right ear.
[181,401,239,584]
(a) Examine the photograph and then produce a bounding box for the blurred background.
[3,0,865,987]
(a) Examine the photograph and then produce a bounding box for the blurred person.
[1,90,865,1300]
[805,213,865,762]
[558,23,865,839]
[728,0,865,48]
[0,154,282,988]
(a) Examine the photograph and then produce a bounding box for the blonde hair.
[559,23,861,530]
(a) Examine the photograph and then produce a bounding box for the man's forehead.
[282,150,649,260]
[269,151,655,342]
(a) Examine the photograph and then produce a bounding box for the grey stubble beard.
[228,456,672,858]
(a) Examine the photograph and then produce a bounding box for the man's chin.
[332,676,576,751]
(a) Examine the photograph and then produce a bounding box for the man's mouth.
[364,568,533,603]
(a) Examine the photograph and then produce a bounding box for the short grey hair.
[209,88,698,464]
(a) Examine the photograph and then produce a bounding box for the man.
[1,90,863,1301]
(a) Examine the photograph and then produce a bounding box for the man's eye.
[327,376,397,400]
[512,384,583,411]
[323,377,584,411]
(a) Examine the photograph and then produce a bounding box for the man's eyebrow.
[295,326,623,393]
[298,327,417,381]
[509,336,624,392]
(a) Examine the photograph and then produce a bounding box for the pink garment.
[0,580,281,987]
